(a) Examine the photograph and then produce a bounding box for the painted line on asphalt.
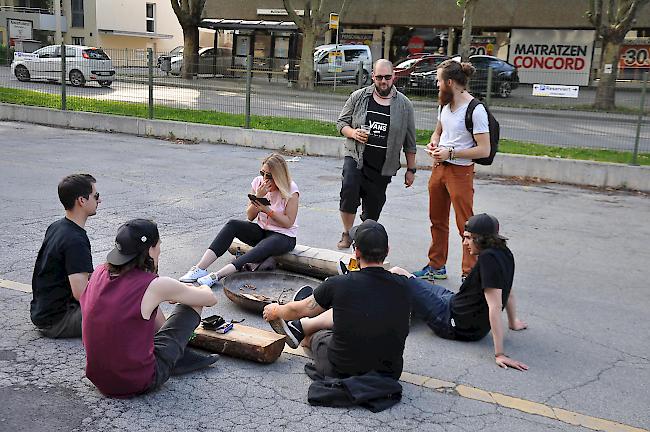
[282,347,646,432]
[0,279,32,293]
[1,281,644,432]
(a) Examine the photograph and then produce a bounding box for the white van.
[313,44,372,84]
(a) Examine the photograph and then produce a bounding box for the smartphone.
[248,194,271,206]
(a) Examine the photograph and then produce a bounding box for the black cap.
[349,219,389,256]
[465,213,507,239]
[107,219,159,266]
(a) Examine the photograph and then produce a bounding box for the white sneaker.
[179,265,208,283]
[196,272,219,287]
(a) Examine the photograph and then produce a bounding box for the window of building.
[146,3,155,33]
[71,0,84,28]
[72,37,85,46]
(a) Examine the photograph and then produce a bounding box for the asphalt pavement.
[0,121,649,432]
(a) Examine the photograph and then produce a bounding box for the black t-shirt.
[363,96,391,177]
[313,267,411,379]
[30,217,93,327]
[450,247,514,341]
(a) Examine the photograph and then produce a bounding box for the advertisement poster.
[508,29,595,86]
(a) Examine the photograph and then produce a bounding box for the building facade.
[1,0,184,52]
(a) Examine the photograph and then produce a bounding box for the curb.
[1,103,648,192]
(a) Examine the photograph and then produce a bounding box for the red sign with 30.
[619,45,650,69]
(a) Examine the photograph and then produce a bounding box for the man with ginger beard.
[412,59,491,281]
[335,59,417,249]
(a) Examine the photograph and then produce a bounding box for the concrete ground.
[0,121,648,432]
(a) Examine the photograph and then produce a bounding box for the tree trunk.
[594,39,621,110]
[181,25,200,79]
[459,0,476,62]
[298,29,317,90]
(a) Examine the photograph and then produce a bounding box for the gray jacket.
[336,85,417,177]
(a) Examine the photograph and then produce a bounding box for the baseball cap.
[464,213,507,239]
[349,219,389,256]
[107,219,159,266]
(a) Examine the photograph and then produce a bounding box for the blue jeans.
[407,277,456,340]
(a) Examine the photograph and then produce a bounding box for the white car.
[11,45,115,87]
[169,47,232,76]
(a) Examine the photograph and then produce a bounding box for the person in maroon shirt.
[81,219,219,398]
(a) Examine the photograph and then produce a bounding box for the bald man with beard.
[335,59,417,249]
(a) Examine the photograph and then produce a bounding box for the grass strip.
[1,86,647,166]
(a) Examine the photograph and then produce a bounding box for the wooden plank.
[227,239,390,279]
[189,323,286,364]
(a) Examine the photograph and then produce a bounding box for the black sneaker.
[292,285,314,302]
[171,349,219,375]
[269,318,304,349]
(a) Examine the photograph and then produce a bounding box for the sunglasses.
[374,74,393,81]
[259,170,273,180]
[85,192,100,201]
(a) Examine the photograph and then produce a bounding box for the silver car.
[169,47,233,76]
[11,45,115,87]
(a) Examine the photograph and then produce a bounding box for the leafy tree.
[586,0,650,109]
[457,0,479,62]
[170,0,206,79]
[283,0,350,89]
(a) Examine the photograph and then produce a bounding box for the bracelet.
[495,352,505,358]
[267,209,274,218]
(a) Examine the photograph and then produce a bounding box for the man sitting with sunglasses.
[30,173,101,338]
[335,59,417,249]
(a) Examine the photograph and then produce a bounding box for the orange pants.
[427,162,477,275]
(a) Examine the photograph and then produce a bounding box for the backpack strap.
[465,98,482,143]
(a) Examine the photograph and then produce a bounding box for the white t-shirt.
[437,100,489,166]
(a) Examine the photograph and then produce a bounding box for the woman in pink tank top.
[179,153,300,287]
[81,219,218,398]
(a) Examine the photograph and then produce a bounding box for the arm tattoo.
[306,296,318,310]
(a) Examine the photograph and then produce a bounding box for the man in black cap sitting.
[263,219,411,381]
[396,213,529,371]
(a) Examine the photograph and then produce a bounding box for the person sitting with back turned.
[263,219,411,381]
[81,219,219,398]
[179,153,299,287]
[400,213,529,371]
[31,173,101,338]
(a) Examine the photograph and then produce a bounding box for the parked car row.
[11,45,115,87]
[395,53,519,98]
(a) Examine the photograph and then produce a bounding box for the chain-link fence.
[0,47,648,160]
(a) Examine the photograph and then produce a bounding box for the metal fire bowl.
[222,271,322,313]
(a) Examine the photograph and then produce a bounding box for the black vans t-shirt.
[450,247,514,341]
[30,218,93,327]
[313,267,411,379]
[363,96,391,176]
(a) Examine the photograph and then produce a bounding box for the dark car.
[394,54,448,92]
[407,55,519,98]
[468,55,519,98]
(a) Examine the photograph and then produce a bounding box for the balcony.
[0,6,68,33]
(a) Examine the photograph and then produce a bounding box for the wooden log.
[189,324,286,364]
[227,240,390,279]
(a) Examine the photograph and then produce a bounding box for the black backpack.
[465,98,499,165]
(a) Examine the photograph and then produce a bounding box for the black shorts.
[339,157,391,222]
[147,304,201,391]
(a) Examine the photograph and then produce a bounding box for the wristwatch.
[407,167,417,174]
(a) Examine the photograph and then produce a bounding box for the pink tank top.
[81,264,159,398]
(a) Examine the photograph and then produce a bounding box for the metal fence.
[1,47,648,160]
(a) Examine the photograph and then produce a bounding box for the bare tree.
[170,0,206,79]
[457,0,479,62]
[586,0,650,109]
[283,0,349,89]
